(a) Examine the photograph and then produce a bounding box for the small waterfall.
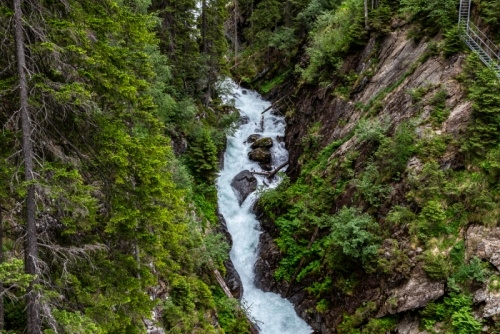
[217,81,313,334]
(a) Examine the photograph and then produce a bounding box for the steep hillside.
[231,0,500,332]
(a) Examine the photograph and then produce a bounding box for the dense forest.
[1,0,500,333]
[0,0,251,332]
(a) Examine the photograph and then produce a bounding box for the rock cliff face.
[281,29,468,181]
[253,24,500,333]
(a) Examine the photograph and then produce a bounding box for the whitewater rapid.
[217,82,313,334]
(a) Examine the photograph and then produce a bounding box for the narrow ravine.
[217,81,313,334]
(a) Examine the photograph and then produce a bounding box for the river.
[217,81,313,334]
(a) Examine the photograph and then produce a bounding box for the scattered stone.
[259,163,273,171]
[248,147,272,163]
[276,135,284,143]
[246,134,262,144]
[230,170,257,205]
[251,137,273,149]
[242,90,247,94]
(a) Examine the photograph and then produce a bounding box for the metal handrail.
[466,22,500,63]
[459,0,500,76]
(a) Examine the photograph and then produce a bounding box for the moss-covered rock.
[248,147,272,163]
[250,137,273,149]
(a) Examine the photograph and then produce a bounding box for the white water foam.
[217,81,313,334]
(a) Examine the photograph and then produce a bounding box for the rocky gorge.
[237,21,500,334]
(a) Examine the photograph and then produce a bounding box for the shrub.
[323,207,380,269]
[353,163,392,207]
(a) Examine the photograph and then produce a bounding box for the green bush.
[443,26,464,57]
[324,207,380,269]
[353,163,392,207]
[421,292,482,333]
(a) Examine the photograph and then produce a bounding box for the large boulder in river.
[230,170,257,205]
[246,134,262,144]
[251,137,273,149]
[248,147,272,163]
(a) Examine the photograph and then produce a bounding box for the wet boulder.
[239,115,250,125]
[230,170,257,205]
[224,259,244,299]
[246,134,262,144]
[250,137,273,149]
[248,147,272,163]
[259,163,273,171]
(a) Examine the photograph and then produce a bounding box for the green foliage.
[259,70,290,94]
[45,310,103,334]
[463,53,500,155]
[421,293,482,334]
[421,248,451,280]
[375,122,416,179]
[0,259,34,292]
[443,25,464,57]
[353,163,392,207]
[477,0,500,38]
[213,292,252,334]
[376,239,412,277]
[400,0,457,33]
[354,118,388,144]
[369,2,393,34]
[186,127,219,183]
[0,0,246,332]
[452,256,489,285]
[416,130,451,161]
[361,316,397,333]
[429,88,450,127]
[300,0,367,83]
[268,27,298,55]
[324,207,380,269]
[337,302,377,334]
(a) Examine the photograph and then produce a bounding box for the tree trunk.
[13,0,41,332]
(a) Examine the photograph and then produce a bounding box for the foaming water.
[217,81,313,334]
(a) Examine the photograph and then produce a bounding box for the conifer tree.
[13,0,41,331]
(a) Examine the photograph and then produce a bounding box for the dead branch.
[251,161,289,179]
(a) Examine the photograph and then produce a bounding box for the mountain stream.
[217,82,313,334]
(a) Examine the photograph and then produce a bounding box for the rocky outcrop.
[466,225,500,271]
[248,147,272,163]
[225,258,244,299]
[217,212,244,299]
[466,225,500,319]
[474,285,500,318]
[395,315,428,334]
[378,265,445,316]
[230,170,257,204]
[280,28,469,181]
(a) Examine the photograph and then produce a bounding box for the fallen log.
[251,161,289,179]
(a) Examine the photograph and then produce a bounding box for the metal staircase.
[459,0,500,77]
